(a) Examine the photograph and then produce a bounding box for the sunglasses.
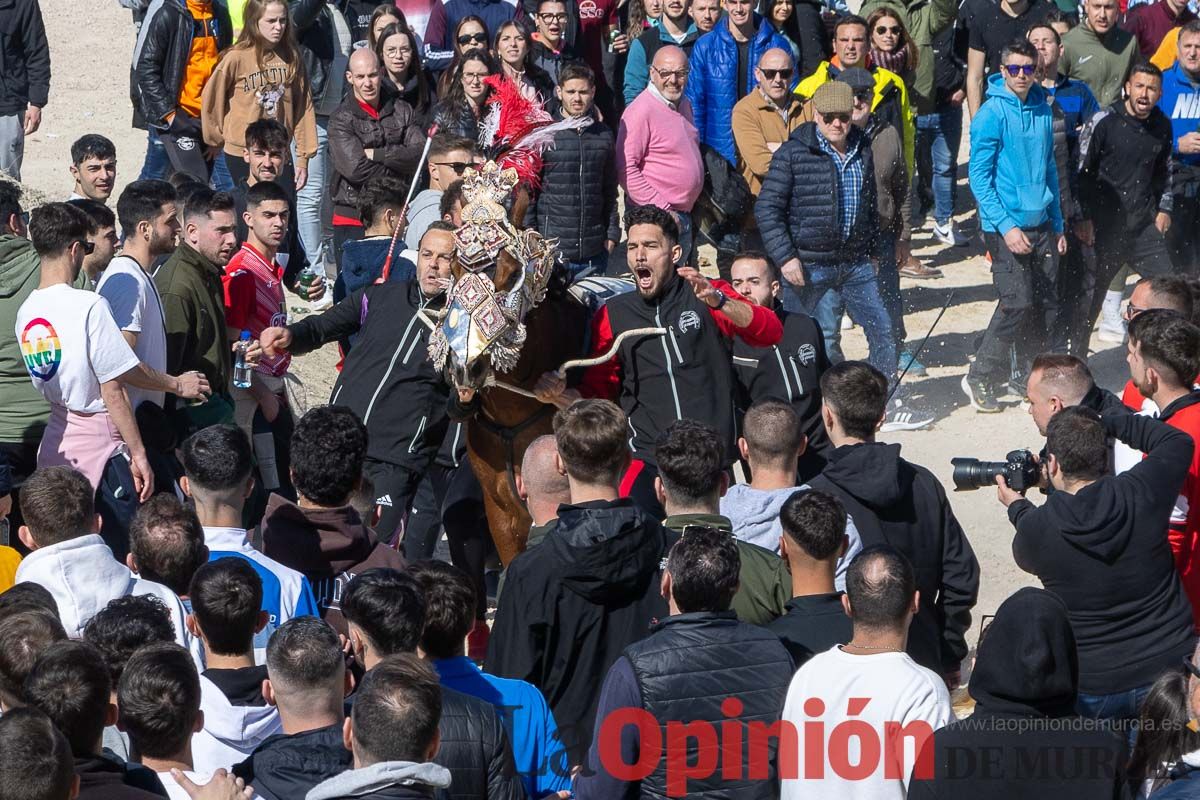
[875,24,901,34]
[1184,654,1200,681]
[852,89,872,102]
[457,32,488,45]
[1124,302,1147,321]
[820,112,851,124]
[1003,63,1037,76]
[433,160,473,175]
[77,239,96,255]
[761,68,793,80]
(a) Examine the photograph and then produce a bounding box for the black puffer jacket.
[0,0,50,115]
[328,93,426,219]
[528,113,620,262]
[755,122,879,270]
[233,724,351,800]
[438,686,526,800]
[130,0,233,129]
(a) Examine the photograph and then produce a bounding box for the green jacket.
[1059,24,1137,107]
[155,242,232,393]
[664,513,790,626]
[859,0,958,115]
[0,235,50,445]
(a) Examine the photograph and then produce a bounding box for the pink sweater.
[616,89,705,213]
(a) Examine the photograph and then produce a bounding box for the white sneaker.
[879,398,935,432]
[932,220,968,247]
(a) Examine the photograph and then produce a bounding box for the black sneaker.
[961,374,1001,413]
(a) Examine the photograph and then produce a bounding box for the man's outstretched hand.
[172,768,254,800]
[259,327,293,358]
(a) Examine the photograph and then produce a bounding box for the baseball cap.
[811,81,853,115]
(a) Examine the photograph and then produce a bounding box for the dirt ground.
[22,0,1139,643]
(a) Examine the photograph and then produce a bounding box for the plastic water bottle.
[233,330,253,389]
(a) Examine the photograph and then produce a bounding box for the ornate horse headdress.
[428,76,588,378]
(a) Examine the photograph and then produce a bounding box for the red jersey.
[223,243,291,377]
[1160,396,1200,630]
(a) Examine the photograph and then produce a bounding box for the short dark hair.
[265,617,345,693]
[67,198,116,230]
[1129,61,1163,82]
[117,643,201,761]
[1030,353,1094,402]
[116,179,176,234]
[439,179,465,218]
[624,204,679,244]
[355,175,407,226]
[23,641,111,757]
[291,406,369,506]
[656,419,726,504]
[731,249,777,277]
[70,134,116,166]
[82,595,177,686]
[0,181,22,230]
[246,179,291,209]
[845,544,916,628]
[820,361,888,440]
[0,608,66,708]
[1181,18,1200,39]
[666,526,740,612]
[20,467,95,547]
[429,132,476,159]
[779,490,847,561]
[1043,7,1074,28]
[29,202,93,258]
[1136,275,1195,319]
[351,654,442,764]
[181,424,253,494]
[743,400,804,466]
[0,707,76,800]
[552,399,630,485]
[1045,406,1107,482]
[129,495,208,596]
[341,569,426,656]
[1026,20,1061,44]
[190,558,264,657]
[558,61,595,87]
[0,583,58,617]
[834,13,868,35]
[244,119,291,154]
[409,560,476,660]
[1129,309,1200,389]
[182,187,237,222]
[1000,38,1039,63]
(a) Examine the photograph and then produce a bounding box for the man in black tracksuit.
[534,204,783,517]
[0,0,50,182]
[809,361,980,685]
[130,0,233,180]
[1077,63,1175,327]
[528,62,621,281]
[1000,408,1196,725]
[258,223,460,544]
[730,252,831,481]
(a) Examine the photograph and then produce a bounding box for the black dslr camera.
[951,450,1040,492]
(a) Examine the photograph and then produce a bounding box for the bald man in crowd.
[327,48,426,259]
[497,435,572,601]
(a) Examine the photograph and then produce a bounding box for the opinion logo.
[21,318,62,381]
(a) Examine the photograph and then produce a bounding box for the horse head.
[430,161,556,394]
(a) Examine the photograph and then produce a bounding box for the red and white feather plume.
[477,74,590,188]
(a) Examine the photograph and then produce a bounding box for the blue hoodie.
[968,73,1063,235]
[1158,60,1200,170]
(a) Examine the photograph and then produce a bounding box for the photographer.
[999,408,1196,725]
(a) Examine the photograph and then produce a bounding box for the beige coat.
[731,88,806,196]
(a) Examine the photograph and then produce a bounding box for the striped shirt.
[222,243,290,377]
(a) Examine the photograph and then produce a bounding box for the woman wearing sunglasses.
[432,48,499,140]
[866,8,917,86]
[437,16,490,93]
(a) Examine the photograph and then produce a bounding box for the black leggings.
[408,463,491,620]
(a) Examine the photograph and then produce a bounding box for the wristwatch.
[710,292,728,310]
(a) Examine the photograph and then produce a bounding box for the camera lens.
[951,458,1009,491]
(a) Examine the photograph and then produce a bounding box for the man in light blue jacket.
[964,38,1067,414]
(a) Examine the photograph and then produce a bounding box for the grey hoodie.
[720,483,863,590]
[305,761,452,800]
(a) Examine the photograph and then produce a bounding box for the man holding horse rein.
[534,204,783,516]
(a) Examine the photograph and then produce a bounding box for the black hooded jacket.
[233,724,352,800]
[0,0,50,115]
[485,498,673,766]
[809,441,980,675]
[909,588,1131,799]
[1010,412,1196,695]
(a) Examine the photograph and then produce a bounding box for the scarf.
[870,46,908,76]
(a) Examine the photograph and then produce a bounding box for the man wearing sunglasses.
[964,40,1065,414]
[732,48,805,197]
[404,132,477,250]
[684,0,792,166]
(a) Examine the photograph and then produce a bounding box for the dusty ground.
[23,0,1138,643]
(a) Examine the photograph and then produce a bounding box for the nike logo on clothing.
[1078,55,1094,64]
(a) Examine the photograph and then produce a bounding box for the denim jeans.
[138,128,171,181]
[210,149,234,190]
[1076,682,1152,749]
[566,251,610,281]
[294,115,330,271]
[915,108,962,227]
[816,238,904,363]
[782,260,897,377]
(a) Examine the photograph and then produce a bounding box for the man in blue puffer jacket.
[685,0,793,164]
[963,39,1066,414]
